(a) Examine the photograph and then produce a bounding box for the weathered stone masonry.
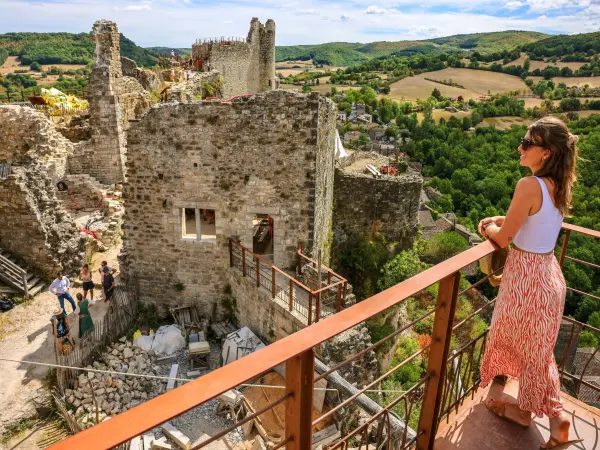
[333,160,422,251]
[122,91,336,309]
[192,18,278,98]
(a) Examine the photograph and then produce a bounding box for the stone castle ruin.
[192,18,279,98]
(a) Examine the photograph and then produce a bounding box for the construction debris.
[129,435,141,450]
[161,422,191,450]
[312,424,341,449]
[151,437,172,450]
[221,327,265,366]
[166,364,179,391]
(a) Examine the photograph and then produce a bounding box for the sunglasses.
[520,137,542,151]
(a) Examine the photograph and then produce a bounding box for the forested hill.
[275,31,548,66]
[520,31,600,58]
[0,32,158,67]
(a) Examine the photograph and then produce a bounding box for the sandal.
[486,397,531,428]
[540,437,583,450]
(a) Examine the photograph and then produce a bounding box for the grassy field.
[280,83,347,94]
[387,68,531,102]
[416,109,472,123]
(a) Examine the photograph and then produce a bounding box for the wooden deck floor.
[435,379,600,450]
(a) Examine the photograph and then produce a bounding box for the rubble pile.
[64,337,161,428]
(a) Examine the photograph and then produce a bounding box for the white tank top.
[513,177,563,253]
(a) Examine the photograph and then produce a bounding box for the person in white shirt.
[49,272,77,315]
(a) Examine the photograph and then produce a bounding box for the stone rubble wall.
[0,105,85,276]
[166,71,222,102]
[191,18,276,98]
[121,56,162,92]
[118,76,153,127]
[122,90,336,310]
[333,166,423,251]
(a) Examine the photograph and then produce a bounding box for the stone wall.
[122,91,336,309]
[191,18,277,98]
[166,71,223,102]
[121,56,161,92]
[333,160,422,250]
[0,106,84,276]
[84,20,127,185]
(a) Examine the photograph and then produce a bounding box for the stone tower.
[191,18,278,98]
[87,20,126,185]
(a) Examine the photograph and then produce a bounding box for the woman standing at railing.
[477,117,581,450]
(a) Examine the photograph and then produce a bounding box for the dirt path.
[0,244,122,437]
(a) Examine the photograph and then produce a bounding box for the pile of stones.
[64,337,162,428]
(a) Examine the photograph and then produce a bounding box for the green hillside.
[275,31,548,66]
[0,32,158,67]
[145,47,191,56]
[520,31,600,58]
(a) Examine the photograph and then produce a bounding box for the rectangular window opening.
[182,208,197,238]
[200,209,217,240]
[253,214,274,262]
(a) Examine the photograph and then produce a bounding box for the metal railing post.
[289,279,293,311]
[285,349,314,450]
[342,281,347,306]
[315,292,321,323]
[308,293,312,326]
[256,258,260,287]
[272,267,276,298]
[242,248,246,277]
[416,271,461,449]
[336,284,342,312]
[559,229,571,267]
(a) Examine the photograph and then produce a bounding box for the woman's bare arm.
[483,178,536,248]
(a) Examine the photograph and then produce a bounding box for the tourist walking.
[78,264,96,305]
[51,308,74,354]
[478,117,580,450]
[76,293,94,339]
[102,266,115,303]
[49,272,77,315]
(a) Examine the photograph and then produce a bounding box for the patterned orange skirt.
[480,248,566,418]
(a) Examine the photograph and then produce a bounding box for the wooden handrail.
[0,253,26,274]
[297,244,347,284]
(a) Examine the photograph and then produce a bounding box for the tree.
[356,133,371,148]
[523,58,531,72]
[378,250,428,291]
[302,85,312,93]
[588,311,600,329]
[431,88,442,100]
[424,232,469,264]
[30,62,42,72]
[451,168,475,195]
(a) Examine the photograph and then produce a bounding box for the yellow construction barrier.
[40,87,89,116]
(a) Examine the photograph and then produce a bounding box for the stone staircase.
[0,248,46,297]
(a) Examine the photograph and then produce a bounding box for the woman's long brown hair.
[528,117,578,216]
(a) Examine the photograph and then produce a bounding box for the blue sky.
[0,0,598,47]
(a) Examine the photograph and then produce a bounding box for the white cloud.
[294,8,316,15]
[224,20,233,23]
[504,1,525,9]
[115,3,152,11]
[340,14,350,21]
[364,5,387,14]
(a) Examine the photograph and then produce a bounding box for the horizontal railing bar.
[313,340,436,426]
[271,437,292,450]
[231,240,314,293]
[447,331,488,362]
[561,316,600,335]
[331,376,429,448]
[0,253,26,274]
[297,250,347,282]
[452,297,497,331]
[312,279,346,295]
[457,265,505,296]
[566,286,600,302]
[191,393,291,449]
[315,305,441,382]
[49,240,496,449]
[565,256,600,271]
[560,370,600,392]
[562,222,600,239]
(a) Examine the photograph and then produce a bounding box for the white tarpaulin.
[335,130,349,159]
[151,325,186,355]
[221,326,266,366]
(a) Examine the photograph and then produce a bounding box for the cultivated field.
[277,65,346,78]
[416,110,472,123]
[1,56,86,75]
[528,76,600,88]
[506,53,586,71]
[280,83,347,94]
[387,68,531,102]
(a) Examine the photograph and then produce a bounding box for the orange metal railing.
[229,239,348,324]
[49,224,599,450]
